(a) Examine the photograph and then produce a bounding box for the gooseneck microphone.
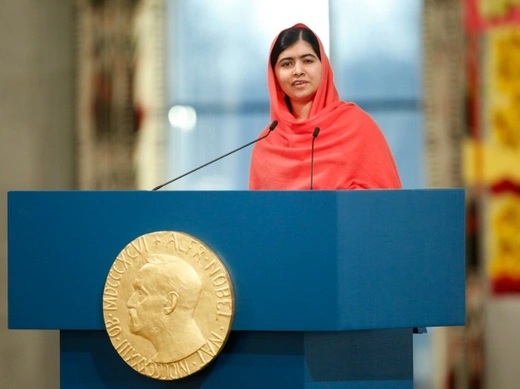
[310,127,320,190]
[152,120,278,191]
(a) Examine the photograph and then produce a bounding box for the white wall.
[0,1,76,388]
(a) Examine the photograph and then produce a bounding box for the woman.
[249,23,402,190]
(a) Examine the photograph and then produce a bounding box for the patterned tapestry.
[77,0,165,190]
[423,0,466,189]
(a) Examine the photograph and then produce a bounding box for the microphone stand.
[310,127,320,190]
[152,121,278,191]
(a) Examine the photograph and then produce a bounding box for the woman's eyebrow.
[278,53,316,64]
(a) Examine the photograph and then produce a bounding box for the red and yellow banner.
[464,0,520,294]
[466,0,520,32]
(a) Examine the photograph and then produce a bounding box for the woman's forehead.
[278,40,317,59]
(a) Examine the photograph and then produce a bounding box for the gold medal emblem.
[102,231,234,380]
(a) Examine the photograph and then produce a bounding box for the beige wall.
[1,1,76,388]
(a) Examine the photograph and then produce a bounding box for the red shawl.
[249,23,402,190]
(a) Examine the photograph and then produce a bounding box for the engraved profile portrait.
[126,254,205,363]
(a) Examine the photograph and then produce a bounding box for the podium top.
[7,189,465,331]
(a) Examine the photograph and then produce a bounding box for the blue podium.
[7,190,465,388]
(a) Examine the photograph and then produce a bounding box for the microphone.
[310,127,320,190]
[152,120,278,190]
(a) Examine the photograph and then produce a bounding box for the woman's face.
[274,40,322,105]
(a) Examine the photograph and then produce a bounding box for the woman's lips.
[292,81,308,87]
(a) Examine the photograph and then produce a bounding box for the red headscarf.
[249,23,402,190]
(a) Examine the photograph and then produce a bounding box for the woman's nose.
[293,62,303,76]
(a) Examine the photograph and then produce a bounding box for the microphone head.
[313,127,320,137]
[269,120,278,131]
